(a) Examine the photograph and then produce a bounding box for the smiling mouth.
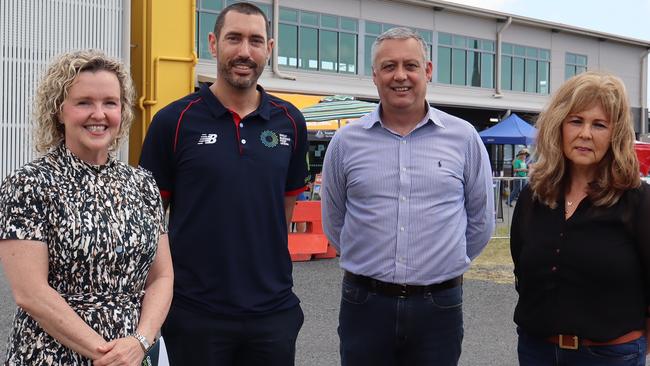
[85,125,107,133]
[392,87,410,92]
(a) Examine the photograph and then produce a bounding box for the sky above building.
[445,0,650,104]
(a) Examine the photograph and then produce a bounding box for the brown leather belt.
[547,330,644,350]
[343,271,462,298]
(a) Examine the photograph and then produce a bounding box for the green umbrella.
[300,95,378,123]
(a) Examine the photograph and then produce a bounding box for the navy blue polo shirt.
[139,83,309,316]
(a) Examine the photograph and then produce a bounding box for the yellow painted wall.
[129,0,197,165]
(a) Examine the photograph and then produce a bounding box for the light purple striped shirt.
[321,104,495,285]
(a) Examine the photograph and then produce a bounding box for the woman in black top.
[511,71,650,365]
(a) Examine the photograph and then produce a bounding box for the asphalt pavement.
[0,257,518,365]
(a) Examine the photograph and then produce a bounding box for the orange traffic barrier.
[288,201,337,261]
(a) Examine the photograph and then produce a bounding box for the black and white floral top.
[0,144,166,365]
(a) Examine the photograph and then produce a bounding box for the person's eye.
[593,122,608,129]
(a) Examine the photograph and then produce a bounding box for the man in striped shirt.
[321,27,494,366]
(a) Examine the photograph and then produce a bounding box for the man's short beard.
[218,57,263,89]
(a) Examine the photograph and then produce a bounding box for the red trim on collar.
[227,109,244,155]
[285,186,307,196]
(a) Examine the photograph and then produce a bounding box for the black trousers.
[162,303,304,366]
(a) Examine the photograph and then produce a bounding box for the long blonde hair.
[530,71,639,208]
[33,50,135,153]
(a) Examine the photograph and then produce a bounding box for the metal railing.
[491,177,528,239]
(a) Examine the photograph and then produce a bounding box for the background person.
[507,148,530,206]
[139,2,309,365]
[510,71,650,365]
[321,27,494,366]
[0,50,173,365]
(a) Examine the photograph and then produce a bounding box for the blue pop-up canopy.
[479,113,537,145]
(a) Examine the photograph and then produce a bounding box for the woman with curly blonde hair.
[0,50,173,365]
[510,71,650,365]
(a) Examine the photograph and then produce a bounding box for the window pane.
[365,21,381,35]
[525,58,537,93]
[438,32,452,46]
[200,0,222,11]
[365,35,376,76]
[565,65,575,79]
[451,49,466,85]
[514,45,525,57]
[418,30,432,44]
[512,57,524,91]
[501,55,512,90]
[301,11,318,26]
[481,40,495,52]
[383,24,400,32]
[467,51,481,87]
[576,55,587,66]
[525,47,538,58]
[257,4,271,19]
[341,17,357,32]
[321,14,338,28]
[565,53,576,64]
[576,66,587,74]
[198,12,218,59]
[320,30,338,72]
[469,38,480,49]
[481,53,494,88]
[339,33,357,74]
[278,24,297,67]
[280,8,298,22]
[299,27,318,70]
[437,47,451,84]
[538,61,549,94]
[452,35,466,48]
[539,49,550,60]
[502,43,513,55]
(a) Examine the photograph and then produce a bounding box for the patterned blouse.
[0,144,166,365]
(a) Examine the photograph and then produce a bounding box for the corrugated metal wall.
[0,0,124,180]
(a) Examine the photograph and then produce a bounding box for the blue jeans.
[508,179,525,205]
[517,328,647,366]
[162,303,304,366]
[338,278,463,366]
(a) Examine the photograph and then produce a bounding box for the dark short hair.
[213,2,270,40]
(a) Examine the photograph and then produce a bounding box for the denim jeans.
[517,328,647,366]
[162,303,304,366]
[338,277,463,366]
[508,179,525,205]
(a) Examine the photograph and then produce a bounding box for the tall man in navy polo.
[139,3,309,365]
[321,27,494,365]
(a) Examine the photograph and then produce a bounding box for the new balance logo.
[197,134,217,145]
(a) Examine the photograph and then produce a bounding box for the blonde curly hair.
[530,71,640,208]
[33,49,135,153]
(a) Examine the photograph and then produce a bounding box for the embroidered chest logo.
[260,130,291,148]
[197,133,217,145]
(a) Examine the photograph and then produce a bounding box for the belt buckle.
[399,284,408,298]
[558,334,579,350]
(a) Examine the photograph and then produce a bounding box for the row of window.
[195,0,588,94]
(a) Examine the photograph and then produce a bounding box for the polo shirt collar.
[362,102,446,130]
[199,83,271,121]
